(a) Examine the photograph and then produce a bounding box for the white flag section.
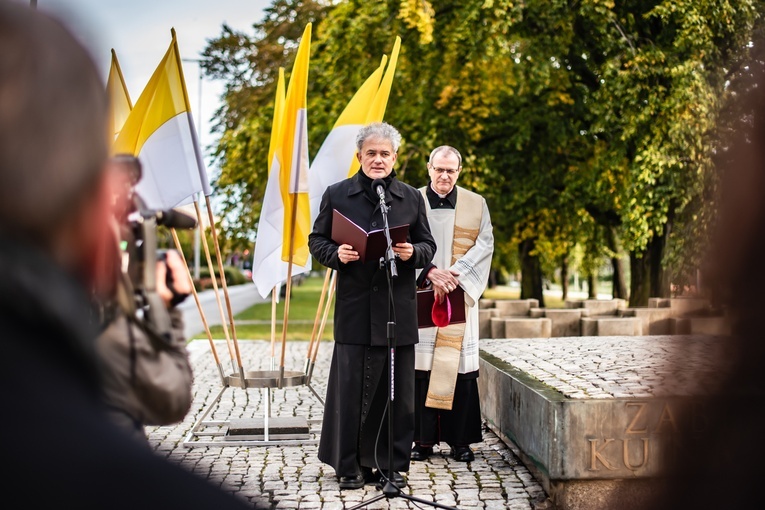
[308,123,367,222]
[112,29,209,211]
[135,113,205,209]
[252,156,312,299]
[308,37,400,223]
[251,23,313,299]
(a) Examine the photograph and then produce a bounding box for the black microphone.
[371,178,386,201]
[153,208,198,230]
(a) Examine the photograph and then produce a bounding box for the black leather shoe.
[376,470,407,488]
[410,444,434,461]
[451,446,475,462]
[338,474,365,490]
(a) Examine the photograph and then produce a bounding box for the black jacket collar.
[348,170,405,202]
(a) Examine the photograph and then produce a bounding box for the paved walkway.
[480,334,725,400]
[147,340,551,510]
[177,283,267,340]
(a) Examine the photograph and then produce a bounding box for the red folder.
[331,209,409,263]
[417,287,466,328]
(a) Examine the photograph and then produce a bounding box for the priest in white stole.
[412,145,494,463]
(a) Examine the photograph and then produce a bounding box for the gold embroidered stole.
[419,186,482,410]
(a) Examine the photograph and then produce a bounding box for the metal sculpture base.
[182,369,324,447]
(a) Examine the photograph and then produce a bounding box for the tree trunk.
[560,256,569,301]
[587,271,597,299]
[629,224,672,306]
[604,227,628,300]
[520,239,545,307]
[629,251,651,307]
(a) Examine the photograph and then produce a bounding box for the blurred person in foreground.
[309,122,436,490]
[0,3,250,507]
[615,37,765,510]
[411,145,494,463]
[94,154,194,443]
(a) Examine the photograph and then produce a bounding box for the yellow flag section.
[113,29,209,210]
[107,49,132,140]
[308,36,401,223]
[251,23,313,299]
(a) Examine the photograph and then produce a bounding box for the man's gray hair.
[356,122,402,153]
[429,145,462,167]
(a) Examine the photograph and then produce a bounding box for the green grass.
[198,275,580,342]
[196,274,335,341]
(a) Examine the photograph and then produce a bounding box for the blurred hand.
[392,242,414,261]
[337,243,359,264]
[156,249,191,308]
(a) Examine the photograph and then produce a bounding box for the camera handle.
[139,215,172,341]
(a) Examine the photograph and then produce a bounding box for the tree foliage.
[203,0,763,305]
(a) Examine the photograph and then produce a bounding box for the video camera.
[110,154,197,345]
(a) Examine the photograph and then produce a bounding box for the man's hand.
[428,267,460,302]
[337,244,359,264]
[392,242,414,261]
[156,249,192,308]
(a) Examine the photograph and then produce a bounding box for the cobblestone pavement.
[480,334,727,400]
[147,339,550,510]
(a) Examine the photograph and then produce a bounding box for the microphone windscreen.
[371,178,386,194]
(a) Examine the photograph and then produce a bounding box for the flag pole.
[193,200,236,370]
[307,269,336,385]
[171,228,226,386]
[205,194,245,381]
[278,191,301,389]
[305,267,332,375]
[270,285,278,370]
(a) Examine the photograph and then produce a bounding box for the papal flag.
[308,36,401,222]
[112,29,209,210]
[107,49,132,139]
[252,23,312,299]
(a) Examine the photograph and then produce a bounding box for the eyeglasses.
[431,167,459,176]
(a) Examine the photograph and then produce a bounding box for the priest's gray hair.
[429,145,462,167]
[356,122,402,153]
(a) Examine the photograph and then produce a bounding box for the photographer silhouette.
[95,155,197,442]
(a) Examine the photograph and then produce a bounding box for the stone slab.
[478,335,725,510]
[622,308,674,335]
[595,317,643,336]
[495,299,538,317]
[543,309,583,337]
[671,317,731,336]
[668,297,710,316]
[504,317,552,338]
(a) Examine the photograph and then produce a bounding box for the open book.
[331,209,409,263]
[417,287,466,328]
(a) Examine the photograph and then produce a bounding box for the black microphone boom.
[153,208,198,230]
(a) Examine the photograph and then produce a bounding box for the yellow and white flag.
[252,24,312,298]
[308,36,401,222]
[106,49,132,140]
[112,29,209,210]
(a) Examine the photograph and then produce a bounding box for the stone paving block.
[146,340,548,510]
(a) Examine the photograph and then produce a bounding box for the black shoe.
[410,444,434,461]
[450,445,475,462]
[375,470,407,489]
[361,467,376,484]
[338,473,365,490]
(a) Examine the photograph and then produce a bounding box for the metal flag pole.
[205,195,245,382]
[171,228,225,385]
[193,200,236,372]
[304,267,332,375]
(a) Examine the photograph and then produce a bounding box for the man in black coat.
[0,3,251,508]
[309,122,436,490]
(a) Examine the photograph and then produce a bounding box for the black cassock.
[309,170,436,477]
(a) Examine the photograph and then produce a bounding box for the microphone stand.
[349,189,456,510]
